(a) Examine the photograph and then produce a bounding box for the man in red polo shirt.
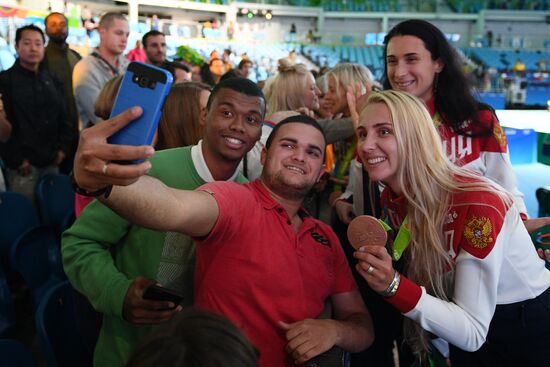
[72,113,374,367]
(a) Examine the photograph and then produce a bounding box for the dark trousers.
[450,287,550,367]
[72,290,102,367]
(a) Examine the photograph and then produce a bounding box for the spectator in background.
[199,50,218,83]
[81,6,97,38]
[208,50,220,60]
[164,61,191,84]
[73,12,129,127]
[44,12,82,174]
[513,57,526,75]
[322,63,376,214]
[222,48,233,72]
[44,12,81,132]
[201,58,224,86]
[306,29,315,43]
[315,73,334,119]
[496,34,502,47]
[126,309,258,367]
[0,25,72,202]
[324,63,374,119]
[0,96,9,191]
[155,82,211,149]
[486,30,493,47]
[287,50,297,64]
[236,59,253,78]
[263,59,320,115]
[208,58,224,85]
[142,30,166,67]
[221,59,253,81]
[0,96,10,143]
[537,57,547,72]
[150,15,160,32]
[289,23,297,42]
[227,21,235,41]
[126,40,146,63]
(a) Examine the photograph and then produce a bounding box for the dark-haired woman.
[382,19,550,232]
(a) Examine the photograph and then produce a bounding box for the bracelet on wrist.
[379,271,401,298]
[70,171,113,198]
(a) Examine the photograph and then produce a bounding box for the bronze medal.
[347,215,387,250]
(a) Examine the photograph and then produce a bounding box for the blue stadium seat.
[536,187,550,217]
[0,192,39,272]
[0,339,37,367]
[35,281,89,367]
[10,226,66,308]
[0,267,15,338]
[35,174,75,237]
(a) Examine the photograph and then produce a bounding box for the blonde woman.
[263,58,320,115]
[354,90,550,366]
[315,73,334,119]
[323,63,375,118]
[322,63,376,202]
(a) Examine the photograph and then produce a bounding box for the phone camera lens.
[148,81,157,89]
[139,77,149,88]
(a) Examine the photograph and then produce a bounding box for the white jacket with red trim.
[386,188,550,352]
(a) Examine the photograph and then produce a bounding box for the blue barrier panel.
[505,128,537,164]
[478,92,505,110]
[526,86,550,106]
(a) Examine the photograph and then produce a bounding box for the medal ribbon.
[378,216,411,261]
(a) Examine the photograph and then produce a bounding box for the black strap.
[243,153,248,179]
[362,168,381,217]
[91,51,120,76]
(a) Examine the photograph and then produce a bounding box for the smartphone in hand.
[107,62,173,163]
[142,284,184,309]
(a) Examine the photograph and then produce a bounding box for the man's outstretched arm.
[103,175,218,237]
[72,106,218,237]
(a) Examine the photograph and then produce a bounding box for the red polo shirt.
[194,180,357,367]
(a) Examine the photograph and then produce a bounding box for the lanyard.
[379,215,411,261]
[91,51,120,76]
[432,110,443,129]
[391,216,411,261]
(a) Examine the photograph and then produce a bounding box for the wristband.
[70,171,113,198]
[379,271,400,298]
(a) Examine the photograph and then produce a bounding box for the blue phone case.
[107,62,173,162]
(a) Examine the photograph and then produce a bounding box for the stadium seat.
[10,226,66,308]
[530,224,550,270]
[35,281,88,367]
[0,192,39,272]
[536,186,550,217]
[35,174,75,237]
[0,339,37,367]
[0,267,15,338]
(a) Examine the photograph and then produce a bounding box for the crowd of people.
[1,11,550,367]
